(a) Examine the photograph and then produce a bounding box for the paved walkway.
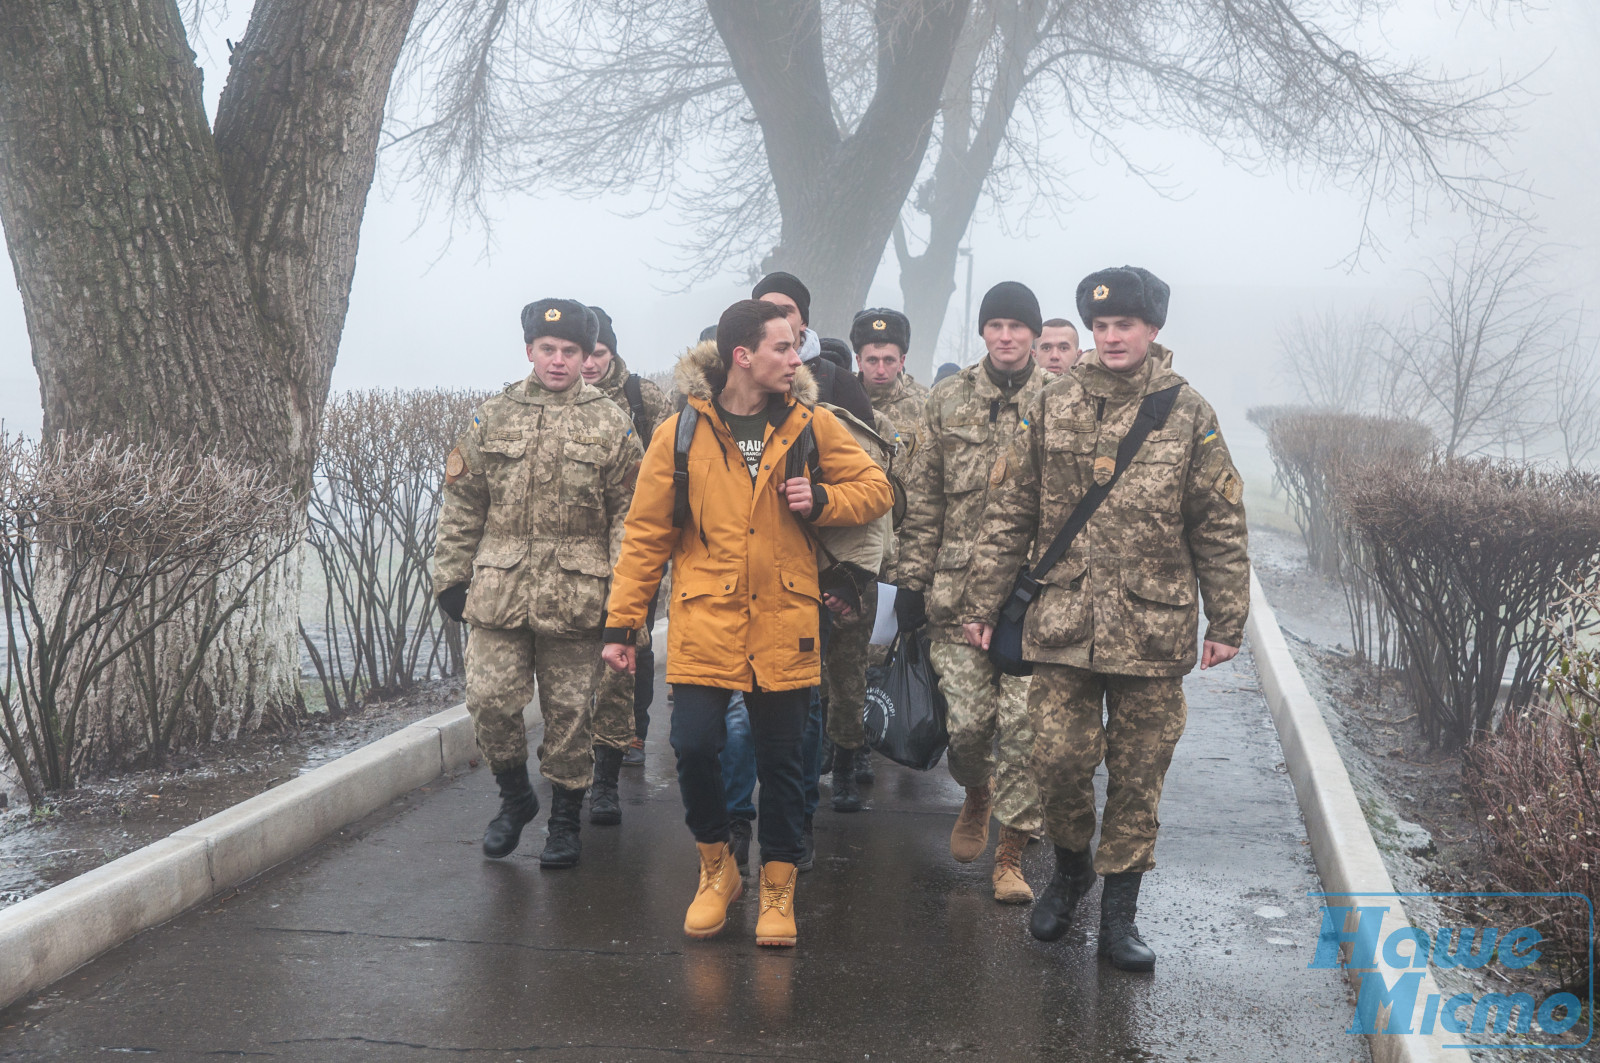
[0,643,1364,1062]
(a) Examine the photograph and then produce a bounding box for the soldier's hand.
[602,643,637,675]
[782,476,815,515]
[822,591,856,618]
[1200,640,1238,669]
[963,622,992,651]
[437,583,469,624]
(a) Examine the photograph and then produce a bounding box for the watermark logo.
[1310,892,1592,1049]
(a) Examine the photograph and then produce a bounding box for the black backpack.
[622,373,648,442]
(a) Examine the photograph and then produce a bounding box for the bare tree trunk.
[709,0,971,338]
[0,0,416,747]
[895,0,1046,379]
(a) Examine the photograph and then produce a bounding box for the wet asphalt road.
[0,642,1366,1062]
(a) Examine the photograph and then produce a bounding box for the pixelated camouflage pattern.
[863,371,928,470]
[823,582,876,750]
[1027,663,1186,874]
[591,625,651,750]
[927,641,1042,834]
[964,345,1250,677]
[593,353,673,449]
[432,370,641,636]
[465,627,605,788]
[898,360,1046,645]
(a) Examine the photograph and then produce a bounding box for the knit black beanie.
[1076,266,1170,328]
[589,305,618,355]
[522,298,598,352]
[977,281,1042,337]
[752,271,812,325]
[816,336,854,371]
[850,308,911,355]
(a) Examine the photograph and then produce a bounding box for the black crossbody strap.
[671,406,700,529]
[1030,384,1183,581]
[623,373,647,440]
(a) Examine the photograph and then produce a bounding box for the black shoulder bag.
[988,384,1182,677]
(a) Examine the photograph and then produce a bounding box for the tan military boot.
[755,861,799,947]
[684,841,743,940]
[949,778,994,863]
[992,827,1035,904]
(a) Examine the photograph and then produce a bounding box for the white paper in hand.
[870,582,899,646]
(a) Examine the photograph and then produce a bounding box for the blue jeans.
[722,611,830,821]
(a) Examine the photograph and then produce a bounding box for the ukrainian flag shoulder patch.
[1201,428,1218,445]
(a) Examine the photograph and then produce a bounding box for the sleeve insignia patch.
[1216,468,1243,505]
[544,307,562,322]
[445,447,467,484]
[1093,454,1117,485]
[1201,428,1219,445]
[1092,285,1110,301]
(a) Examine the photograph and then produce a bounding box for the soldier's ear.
[525,343,536,363]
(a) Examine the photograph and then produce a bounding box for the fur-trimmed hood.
[673,339,819,407]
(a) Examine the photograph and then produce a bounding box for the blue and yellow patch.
[1201,428,1218,445]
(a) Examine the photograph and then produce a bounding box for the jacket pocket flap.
[779,567,820,599]
[675,575,741,601]
[473,542,528,569]
[945,423,988,445]
[481,433,527,458]
[556,549,612,578]
[934,542,973,571]
[1037,556,1088,587]
[1044,427,1096,452]
[563,440,607,464]
[1123,569,1193,606]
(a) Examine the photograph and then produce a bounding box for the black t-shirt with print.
[715,400,769,480]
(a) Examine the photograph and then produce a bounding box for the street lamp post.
[958,246,974,365]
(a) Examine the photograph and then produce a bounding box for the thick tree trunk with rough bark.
[0,0,416,747]
[709,0,971,338]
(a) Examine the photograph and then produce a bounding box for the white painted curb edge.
[1249,570,1454,1063]
[0,702,476,1012]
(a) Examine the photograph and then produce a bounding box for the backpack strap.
[784,421,820,484]
[671,406,700,529]
[623,373,647,441]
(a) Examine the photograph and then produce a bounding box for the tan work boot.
[684,841,743,939]
[992,827,1035,904]
[755,861,798,947]
[950,779,994,863]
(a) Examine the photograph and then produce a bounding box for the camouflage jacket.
[432,371,642,635]
[862,371,928,468]
[897,357,1046,644]
[963,345,1250,677]
[593,353,672,449]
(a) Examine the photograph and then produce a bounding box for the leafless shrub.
[1344,460,1600,749]
[1245,404,1315,434]
[0,434,296,806]
[300,390,484,715]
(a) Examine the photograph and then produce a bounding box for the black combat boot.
[1030,846,1097,941]
[830,746,862,813]
[589,746,623,826]
[482,763,539,859]
[798,813,815,872]
[854,748,876,785]
[539,785,585,869]
[1098,871,1157,971]
[730,818,753,873]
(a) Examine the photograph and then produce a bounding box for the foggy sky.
[1,1,1595,440]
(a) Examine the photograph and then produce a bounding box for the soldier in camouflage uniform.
[582,307,672,822]
[895,282,1046,906]
[433,297,641,869]
[963,267,1249,971]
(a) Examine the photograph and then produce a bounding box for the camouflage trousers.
[1028,663,1187,875]
[592,625,652,750]
[927,641,1042,834]
[822,582,876,751]
[465,626,602,789]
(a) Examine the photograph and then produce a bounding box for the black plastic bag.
[862,630,949,771]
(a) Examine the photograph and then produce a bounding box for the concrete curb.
[1249,570,1454,1063]
[0,702,476,1012]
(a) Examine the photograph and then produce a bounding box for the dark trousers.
[633,592,660,739]
[671,684,809,865]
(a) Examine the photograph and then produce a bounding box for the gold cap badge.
[1092,285,1110,301]
[544,308,562,322]
[872,319,886,331]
